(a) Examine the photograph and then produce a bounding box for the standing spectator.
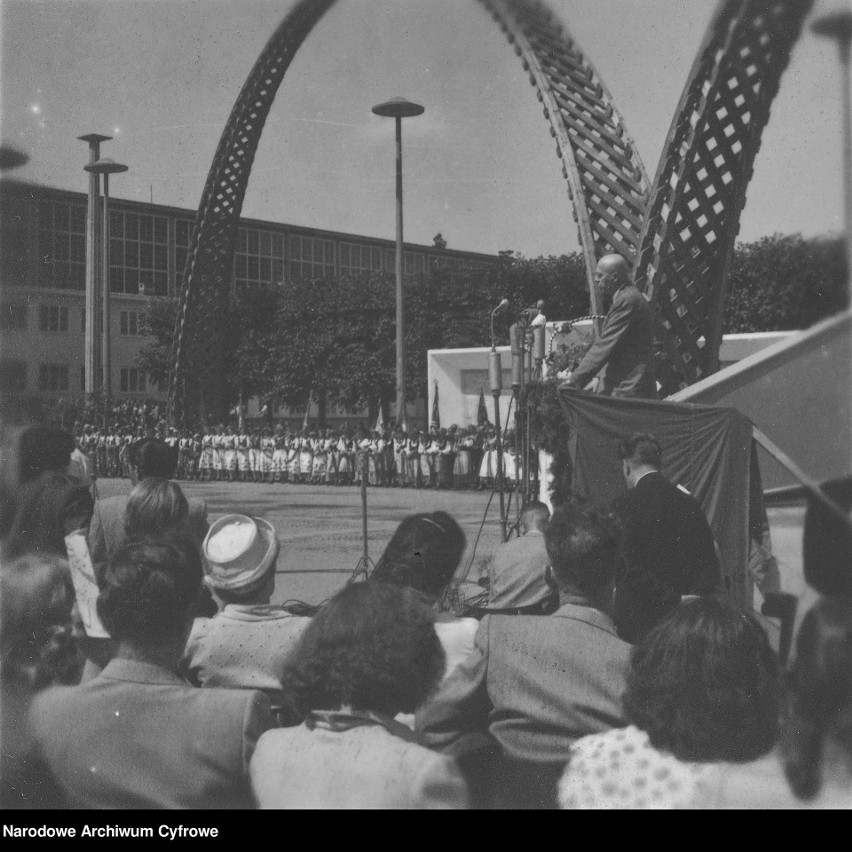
[559,598,780,809]
[416,502,631,808]
[2,426,93,561]
[611,433,720,643]
[250,583,468,809]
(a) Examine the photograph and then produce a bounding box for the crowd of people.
[70,420,531,491]
[1,420,851,810]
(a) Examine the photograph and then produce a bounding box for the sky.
[0,0,848,257]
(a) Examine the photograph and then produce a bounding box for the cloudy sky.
[1,0,847,255]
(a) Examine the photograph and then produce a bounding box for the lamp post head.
[0,145,29,170]
[78,133,112,145]
[811,11,852,44]
[372,97,425,118]
[84,157,129,175]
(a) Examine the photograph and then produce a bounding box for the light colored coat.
[250,716,468,809]
[30,658,274,809]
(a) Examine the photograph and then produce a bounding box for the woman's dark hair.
[281,582,445,717]
[124,478,188,538]
[623,597,780,762]
[371,511,465,598]
[781,597,852,800]
[130,439,177,480]
[1,554,80,687]
[97,533,202,645]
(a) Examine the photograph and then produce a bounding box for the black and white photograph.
[1,0,850,815]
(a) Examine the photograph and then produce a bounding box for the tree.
[723,234,847,333]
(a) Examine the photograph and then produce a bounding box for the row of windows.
[18,200,492,293]
[2,303,144,336]
[0,361,158,394]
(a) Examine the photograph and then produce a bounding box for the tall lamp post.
[79,134,111,401]
[371,96,424,427]
[811,10,852,306]
[84,157,128,426]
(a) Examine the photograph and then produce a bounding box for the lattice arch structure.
[168,0,649,422]
[634,0,814,393]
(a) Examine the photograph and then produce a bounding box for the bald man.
[561,254,656,398]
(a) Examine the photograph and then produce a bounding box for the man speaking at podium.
[559,254,656,399]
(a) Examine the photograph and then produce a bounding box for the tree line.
[138,234,847,424]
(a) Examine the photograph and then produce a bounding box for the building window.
[339,242,383,277]
[0,360,27,393]
[37,201,86,290]
[234,227,284,288]
[39,304,69,332]
[174,218,192,291]
[38,364,69,392]
[1,303,27,330]
[288,235,335,281]
[119,310,142,336]
[109,210,168,295]
[384,249,426,275]
[120,367,146,393]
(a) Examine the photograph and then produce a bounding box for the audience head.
[129,438,177,481]
[201,514,279,605]
[124,478,188,539]
[781,597,852,800]
[282,582,445,718]
[544,501,621,601]
[1,554,79,688]
[520,500,550,535]
[17,426,74,484]
[97,533,203,652]
[371,511,465,600]
[623,597,780,763]
[802,477,852,597]
[617,433,662,487]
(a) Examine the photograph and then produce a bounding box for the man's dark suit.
[416,599,630,807]
[566,283,656,398]
[611,471,720,643]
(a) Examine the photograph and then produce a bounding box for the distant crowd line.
[73,421,531,490]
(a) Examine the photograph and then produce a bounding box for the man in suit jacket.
[482,500,557,614]
[560,253,656,398]
[30,535,274,809]
[416,502,631,808]
[611,433,720,643]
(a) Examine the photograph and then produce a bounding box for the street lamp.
[371,96,424,427]
[85,156,128,424]
[811,10,852,306]
[79,134,111,400]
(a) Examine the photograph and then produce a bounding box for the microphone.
[491,298,509,315]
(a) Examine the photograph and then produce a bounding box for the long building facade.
[0,180,494,421]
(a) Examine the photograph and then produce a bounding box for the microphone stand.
[490,304,508,542]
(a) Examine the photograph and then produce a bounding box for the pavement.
[94,478,510,607]
[93,478,808,626]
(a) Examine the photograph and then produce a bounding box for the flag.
[374,406,385,432]
[477,386,488,426]
[431,382,440,430]
[302,393,312,430]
